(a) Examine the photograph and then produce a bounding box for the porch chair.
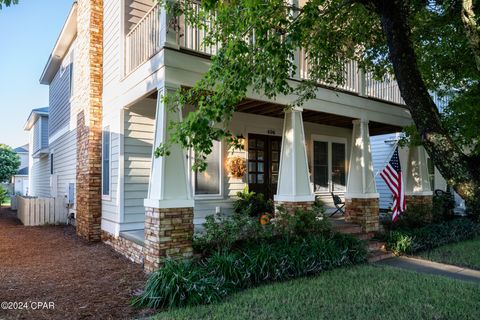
[330,192,345,217]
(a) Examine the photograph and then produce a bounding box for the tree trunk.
[367,0,480,214]
[461,0,480,73]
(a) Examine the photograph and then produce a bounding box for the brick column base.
[143,207,194,273]
[345,198,379,233]
[274,201,314,215]
[405,195,433,222]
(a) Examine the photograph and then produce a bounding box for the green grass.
[418,237,480,270]
[152,265,480,320]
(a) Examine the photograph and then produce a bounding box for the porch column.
[345,119,380,232]
[274,108,315,214]
[405,146,433,218]
[143,84,194,273]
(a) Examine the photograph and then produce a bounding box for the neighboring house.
[24,107,50,198]
[32,1,438,271]
[12,144,29,195]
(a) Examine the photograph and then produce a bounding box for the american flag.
[380,147,406,221]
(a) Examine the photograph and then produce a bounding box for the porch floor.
[120,229,144,246]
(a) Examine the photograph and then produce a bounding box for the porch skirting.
[345,198,379,233]
[144,207,194,273]
[101,231,144,265]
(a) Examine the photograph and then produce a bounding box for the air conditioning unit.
[66,183,75,204]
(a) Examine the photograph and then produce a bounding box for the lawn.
[418,237,480,270]
[153,265,480,320]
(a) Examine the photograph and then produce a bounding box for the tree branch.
[461,0,480,72]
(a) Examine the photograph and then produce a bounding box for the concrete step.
[368,250,394,263]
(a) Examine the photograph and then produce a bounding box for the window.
[312,136,347,193]
[427,157,435,191]
[194,140,222,196]
[102,127,111,197]
[50,153,54,174]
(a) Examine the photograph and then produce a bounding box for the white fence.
[16,196,68,226]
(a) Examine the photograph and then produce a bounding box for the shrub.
[193,213,275,254]
[194,206,330,254]
[0,186,8,206]
[134,233,367,309]
[381,203,433,231]
[385,218,480,254]
[232,187,273,217]
[275,206,331,238]
[432,192,455,222]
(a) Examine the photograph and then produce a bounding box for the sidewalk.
[378,256,480,284]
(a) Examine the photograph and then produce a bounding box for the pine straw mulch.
[0,207,153,320]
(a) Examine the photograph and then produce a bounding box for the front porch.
[101,87,436,271]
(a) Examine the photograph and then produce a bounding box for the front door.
[248,134,282,200]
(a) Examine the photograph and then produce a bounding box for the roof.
[17,167,29,176]
[39,2,78,85]
[24,107,49,131]
[13,144,29,153]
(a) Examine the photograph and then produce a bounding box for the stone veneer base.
[345,198,379,233]
[101,231,144,265]
[406,194,434,222]
[274,201,314,215]
[144,207,194,273]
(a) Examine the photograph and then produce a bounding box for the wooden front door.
[247,134,282,200]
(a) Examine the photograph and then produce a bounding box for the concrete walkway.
[378,256,480,284]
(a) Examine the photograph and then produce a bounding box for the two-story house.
[12,144,30,196]
[34,0,436,271]
[24,107,50,197]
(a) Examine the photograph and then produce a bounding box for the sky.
[0,1,73,148]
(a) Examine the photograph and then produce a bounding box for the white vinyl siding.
[102,127,111,197]
[49,51,73,137]
[30,156,50,197]
[49,130,77,202]
[104,0,122,88]
[123,103,155,228]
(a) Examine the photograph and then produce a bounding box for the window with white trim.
[102,127,111,197]
[427,157,435,191]
[194,140,222,196]
[312,136,347,193]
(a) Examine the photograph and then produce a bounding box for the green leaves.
[0,0,17,9]
[0,144,20,183]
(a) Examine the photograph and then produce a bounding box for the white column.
[405,146,432,195]
[274,108,315,202]
[345,119,379,198]
[144,84,194,209]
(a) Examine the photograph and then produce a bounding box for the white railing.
[16,196,68,226]
[177,2,219,55]
[125,2,405,105]
[125,4,161,74]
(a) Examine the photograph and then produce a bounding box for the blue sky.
[0,1,73,148]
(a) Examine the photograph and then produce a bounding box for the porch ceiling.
[235,99,403,136]
[147,92,403,135]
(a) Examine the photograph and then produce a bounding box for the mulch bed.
[0,207,152,320]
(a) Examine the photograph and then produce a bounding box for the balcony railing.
[125,4,161,74]
[125,3,405,105]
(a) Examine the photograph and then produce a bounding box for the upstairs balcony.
[124,1,405,106]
